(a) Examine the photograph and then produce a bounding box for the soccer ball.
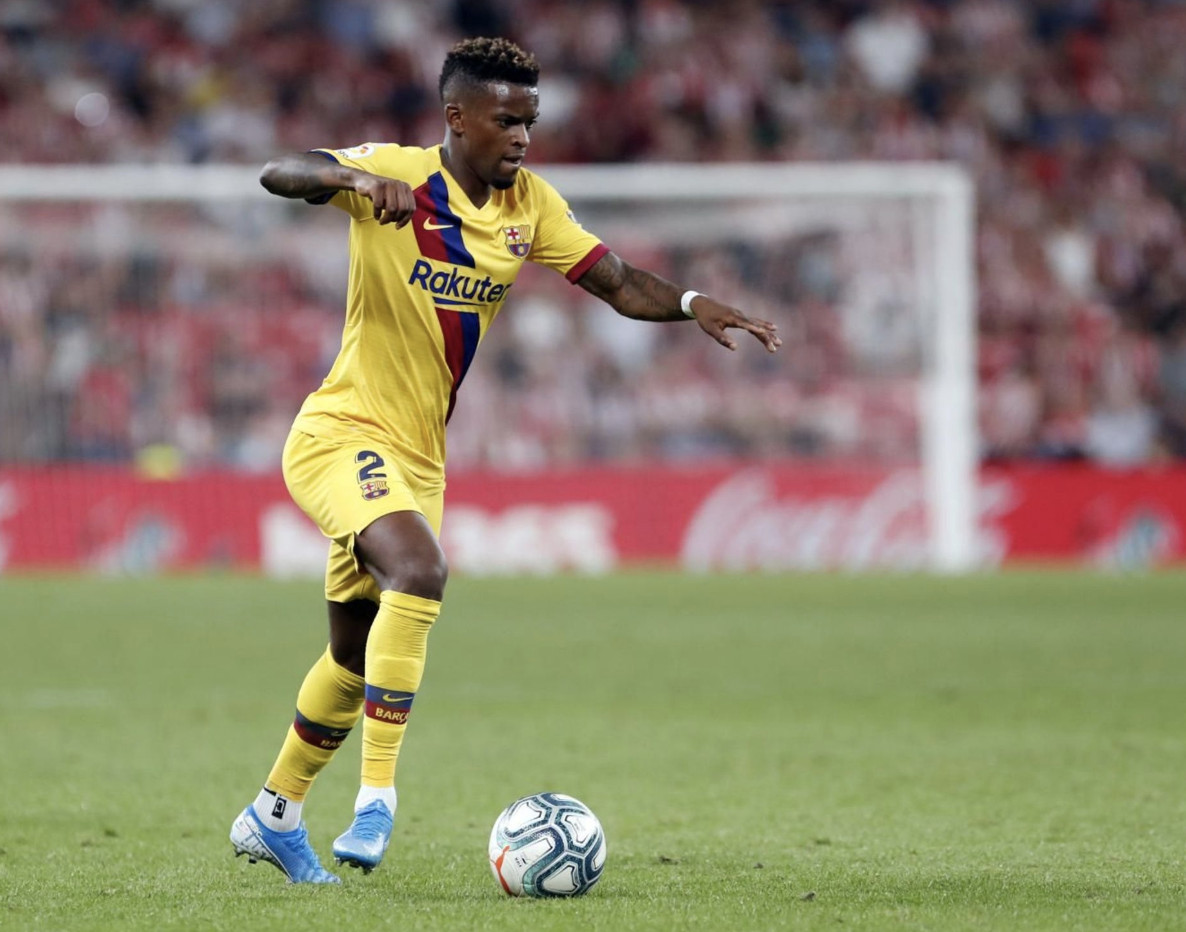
[488,792,607,897]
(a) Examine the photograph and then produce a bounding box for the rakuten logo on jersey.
[680,469,1011,571]
[442,503,617,575]
[408,259,515,306]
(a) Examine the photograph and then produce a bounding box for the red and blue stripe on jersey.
[435,305,480,422]
[413,173,475,268]
[411,172,480,420]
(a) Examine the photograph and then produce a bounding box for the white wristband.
[680,290,702,319]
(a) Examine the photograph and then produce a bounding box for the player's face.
[458,82,539,190]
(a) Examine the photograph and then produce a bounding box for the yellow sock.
[265,647,364,801]
[361,590,440,788]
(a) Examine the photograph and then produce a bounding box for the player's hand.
[351,172,416,227]
[689,296,782,353]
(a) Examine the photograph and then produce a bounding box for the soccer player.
[230,37,781,884]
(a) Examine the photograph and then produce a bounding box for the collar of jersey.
[434,145,506,216]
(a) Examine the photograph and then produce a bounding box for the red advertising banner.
[0,462,1184,573]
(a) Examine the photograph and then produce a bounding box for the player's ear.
[445,102,465,136]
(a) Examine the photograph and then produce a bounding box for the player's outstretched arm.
[576,252,781,353]
[259,152,416,227]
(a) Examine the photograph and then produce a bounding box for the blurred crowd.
[4,0,1186,469]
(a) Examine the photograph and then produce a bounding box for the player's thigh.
[339,501,448,600]
[354,508,449,600]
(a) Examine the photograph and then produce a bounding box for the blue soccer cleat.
[230,805,341,884]
[332,800,394,873]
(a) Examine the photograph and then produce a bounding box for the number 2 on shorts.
[355,450,387,482]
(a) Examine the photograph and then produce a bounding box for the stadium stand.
[2,0,1184,468]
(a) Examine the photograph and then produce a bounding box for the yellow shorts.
[282,428,444,605]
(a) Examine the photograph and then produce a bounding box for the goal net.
[0,162,975,571]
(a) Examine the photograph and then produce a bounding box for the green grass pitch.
[1,571,1184,931]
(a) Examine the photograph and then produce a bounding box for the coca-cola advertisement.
[2,462,1186,573]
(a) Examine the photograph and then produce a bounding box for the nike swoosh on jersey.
[422,218,455,231]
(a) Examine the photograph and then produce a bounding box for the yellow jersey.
[292,142,608,482]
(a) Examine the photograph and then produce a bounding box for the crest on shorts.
[502,224,533,258]
[360,479,389,500]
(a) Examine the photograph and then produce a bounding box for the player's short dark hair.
[439,37,540,100]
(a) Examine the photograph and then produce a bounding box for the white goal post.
[0,161,976,571]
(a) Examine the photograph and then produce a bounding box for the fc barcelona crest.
[360,479,389,500]
[502,224,533,258]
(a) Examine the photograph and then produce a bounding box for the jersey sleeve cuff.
[565,243,611,284]
[305,150,340,205]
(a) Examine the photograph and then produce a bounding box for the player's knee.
[383,552,449,602]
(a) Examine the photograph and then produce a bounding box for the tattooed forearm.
[260,152,360,200]
[577,252,627,300]
[577,248,782,353]
[620,265,685,321]
[577,252,687,322]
